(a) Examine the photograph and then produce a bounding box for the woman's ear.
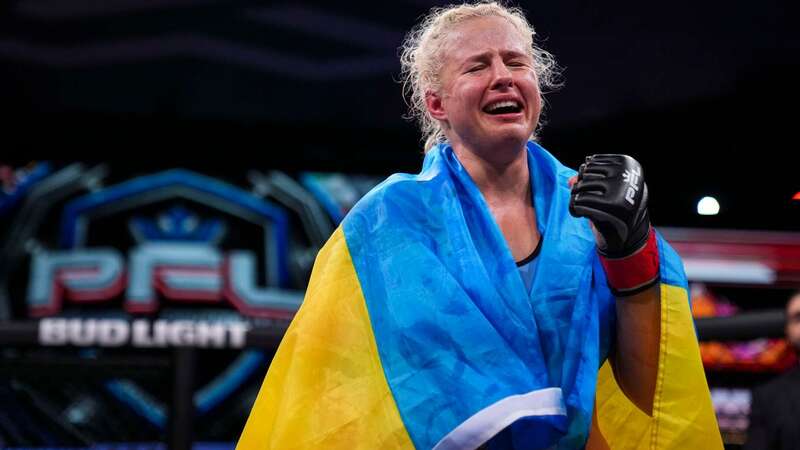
[425,90,447,121]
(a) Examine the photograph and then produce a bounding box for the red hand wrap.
[599,228,659,296]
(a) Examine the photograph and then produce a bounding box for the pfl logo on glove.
[622,167,641,205]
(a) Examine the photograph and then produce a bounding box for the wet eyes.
[465,61,528,73]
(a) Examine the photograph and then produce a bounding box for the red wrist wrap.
[600,228,659,295]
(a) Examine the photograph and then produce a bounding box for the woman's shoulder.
[342,164,448,227]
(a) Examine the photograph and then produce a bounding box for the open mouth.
[483,100,523,115]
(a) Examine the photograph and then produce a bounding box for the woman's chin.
[480,129,530,150]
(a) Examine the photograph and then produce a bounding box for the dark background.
[1,0,798,231]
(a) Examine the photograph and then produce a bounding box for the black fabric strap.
[515,235,543,267]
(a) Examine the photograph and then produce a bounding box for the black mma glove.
[569,154,659,295]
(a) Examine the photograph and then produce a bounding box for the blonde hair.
[399,1,562,151]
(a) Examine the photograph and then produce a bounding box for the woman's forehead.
[442,16,528,59]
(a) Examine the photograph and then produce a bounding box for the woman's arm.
[611,284,660,415]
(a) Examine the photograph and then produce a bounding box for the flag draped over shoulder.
[237,142,722,450]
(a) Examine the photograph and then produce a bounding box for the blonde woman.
[238,3,721,449]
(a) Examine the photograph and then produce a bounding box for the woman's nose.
[490,63,513,89]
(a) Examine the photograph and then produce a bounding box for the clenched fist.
[568,154,651,258]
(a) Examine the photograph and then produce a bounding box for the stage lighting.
[697,196,720,216]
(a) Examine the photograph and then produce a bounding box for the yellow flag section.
[595,283,723,449]
[237,227,414,450]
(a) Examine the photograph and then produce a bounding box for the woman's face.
[430,16,542,154]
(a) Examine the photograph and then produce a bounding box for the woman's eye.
[466,65,485,73]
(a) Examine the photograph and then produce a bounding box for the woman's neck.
[452,140,539,262]
[452,141,531,205]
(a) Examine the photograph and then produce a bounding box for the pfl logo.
[622,167,641,206]
[0,165,342,428]
[25,169,305,319]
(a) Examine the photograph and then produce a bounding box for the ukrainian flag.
[238,143,721,450]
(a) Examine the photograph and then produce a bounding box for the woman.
[238,3,721,449]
